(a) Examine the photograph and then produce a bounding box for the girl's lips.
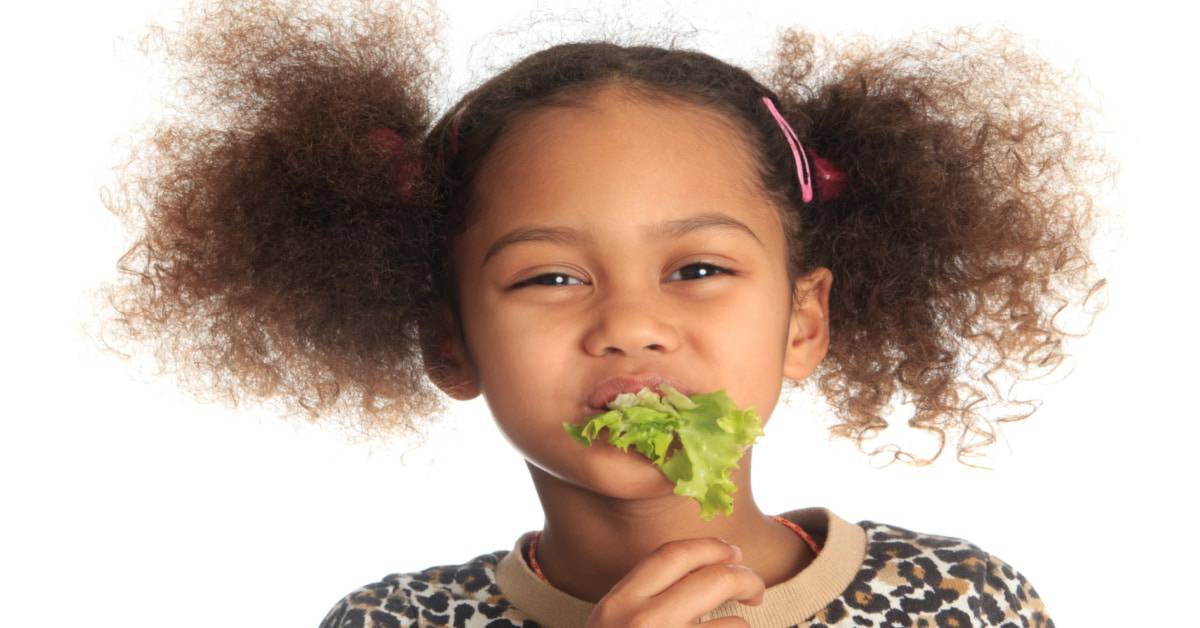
[580,404,608,420]
[585,373,693,410]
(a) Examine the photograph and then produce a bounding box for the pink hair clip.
[761,96,847,203]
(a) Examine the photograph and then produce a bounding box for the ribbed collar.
[495,506,866,627]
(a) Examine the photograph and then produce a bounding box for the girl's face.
[436,85,830,500]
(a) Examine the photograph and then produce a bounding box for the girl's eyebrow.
[480,211,763,269]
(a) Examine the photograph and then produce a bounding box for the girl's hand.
[584,537,766,627]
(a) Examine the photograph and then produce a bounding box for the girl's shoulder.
[849,519,1054,627]
[317,549,541,628]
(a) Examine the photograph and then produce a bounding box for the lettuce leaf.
[562,384,764,521]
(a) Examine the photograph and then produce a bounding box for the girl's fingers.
[649,562,766,622]
[606,537,742,599]
[586,537,765,627]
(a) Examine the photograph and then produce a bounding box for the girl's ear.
[419,301,481,401]
[783,267,833,382]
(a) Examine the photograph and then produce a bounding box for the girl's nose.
[581,291,680,357]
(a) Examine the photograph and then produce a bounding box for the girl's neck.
[523,451,816,603]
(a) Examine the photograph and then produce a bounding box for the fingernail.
[728,544,743,562]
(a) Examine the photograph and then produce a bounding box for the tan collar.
[495,507,866,627]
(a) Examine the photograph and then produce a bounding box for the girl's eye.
[511,262,734,289]
[513,272,586,289]
[669,262,734,282]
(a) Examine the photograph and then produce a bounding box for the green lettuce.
[561,384,764,521]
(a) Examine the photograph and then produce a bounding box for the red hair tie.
[806,146,848,202]
[367,127,423,202]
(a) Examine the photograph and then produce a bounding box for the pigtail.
[98,0,451,446]
[768,27,1115,467]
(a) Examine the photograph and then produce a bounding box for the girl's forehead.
[468,89,770,231]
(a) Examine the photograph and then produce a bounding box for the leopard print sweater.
[318,508,1053,627]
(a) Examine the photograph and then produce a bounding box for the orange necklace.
[526,515,821,583]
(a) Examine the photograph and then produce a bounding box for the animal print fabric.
[319,520,1052,627]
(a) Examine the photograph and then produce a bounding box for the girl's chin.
[587,466,677,498]
[560,410,680,490]
[588,442,677,484]
[530,446,679,501]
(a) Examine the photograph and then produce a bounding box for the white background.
[2,0,1195,626]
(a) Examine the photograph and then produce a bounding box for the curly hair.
[97,0,1115,467]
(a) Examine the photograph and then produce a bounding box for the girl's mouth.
[584,373,694,410]
[579,404,609,420]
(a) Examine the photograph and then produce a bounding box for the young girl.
[101,0,1110,625]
